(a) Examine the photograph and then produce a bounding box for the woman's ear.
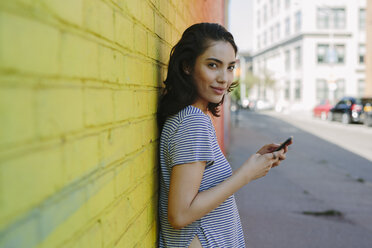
[182,62,191,75]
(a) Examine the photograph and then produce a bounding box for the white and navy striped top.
[159,105,245,247]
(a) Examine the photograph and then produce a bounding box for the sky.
[228,0,254,53]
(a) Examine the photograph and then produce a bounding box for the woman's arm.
[168,149,286,229]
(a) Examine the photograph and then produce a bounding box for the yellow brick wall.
[0,0,225,247]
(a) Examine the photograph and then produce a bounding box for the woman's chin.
[209,96,224,104]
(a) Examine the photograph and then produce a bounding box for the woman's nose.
[217,70,227,84]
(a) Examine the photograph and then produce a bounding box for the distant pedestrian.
[157,23,290,247]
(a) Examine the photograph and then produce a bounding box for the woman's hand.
[238,149,285,183]
[256,142,291,167]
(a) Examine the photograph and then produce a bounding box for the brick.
[149,90,159,114]
[125,0,141,20]
[0,12,59,75]
[159,0,169,18]
[125,57,143,84]
[143,223,157,248]
[160,42,171,64]
[133,90,148,117]
[41,0,83,26]
[35,87,84,138]
[167,4,176,24]
[85,171,116,219]
[100,125,130,166]
[116,203,146,247]
[119,94,133,123]
[164,21,172,43]
[147,34,160,60]
[98,46,120,83]
[60,33,99,78]
[39,186,87,242]
[115,51,126,84]
[83,0,114,40]
[114,12,133,50]
[113,89,134,121]
[134,24,147,55]
[63,135,100,185]
[142,62,154,86]
[100,189,141,247]
[142,1,154,30]
[38,203,88,248]
[0,87,35,147]
[172,28,181,46]
[0,147,64,227]
[0,215,39,248]
[84,88,114,126]
[72,221,103,248]
[154,13,165,39]
[114,161,133,197]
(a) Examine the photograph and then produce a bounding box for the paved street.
[228,110,372,248]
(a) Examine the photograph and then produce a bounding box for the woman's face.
[190,41,236,112]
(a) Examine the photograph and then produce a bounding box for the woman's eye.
[228,65,235,71]
[208,63,217,68]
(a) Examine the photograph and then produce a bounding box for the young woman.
[157,23,290,247]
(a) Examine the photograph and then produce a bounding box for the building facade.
[250,0,366,111]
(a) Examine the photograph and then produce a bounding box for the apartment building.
[249,0,366,111]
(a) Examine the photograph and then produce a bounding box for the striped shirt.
[159,105,245,247]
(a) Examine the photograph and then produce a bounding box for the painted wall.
[0,0,225,247]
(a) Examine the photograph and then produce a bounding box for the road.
[228,110,372,248]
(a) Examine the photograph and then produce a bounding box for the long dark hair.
[157,23,238,128]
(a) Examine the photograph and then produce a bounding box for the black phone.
[274,136,293,151]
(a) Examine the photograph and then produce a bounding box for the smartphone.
[274,136,293,151]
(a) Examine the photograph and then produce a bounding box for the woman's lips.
[211,86,226,95]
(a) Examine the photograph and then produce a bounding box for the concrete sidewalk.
[228,110,372,248]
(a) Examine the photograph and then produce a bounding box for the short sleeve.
[169,114,215,167]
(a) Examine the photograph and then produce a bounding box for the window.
[277,0,281,12]
[317,44,329,63]
[285,80,290,100]
[317,8,329,28]
[335,79,345,100]
[316,79,329,101]
[294,46,302,69]
[285,17,290,36]
[317,8,345,29]
[264,5,267,24]
[333,8,346,29]
[358,79,365,97]
[257,35,261,49]
[335,44,345,64]
[359,44,365,64]
[359,9,366,30]
[257,10,261,28]
[295,11,301,32]
[295,80,302,100]
[285,50,291,71]
[263,31,267,46]
[276,23,281,39]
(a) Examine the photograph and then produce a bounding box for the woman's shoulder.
[171,105,210,126]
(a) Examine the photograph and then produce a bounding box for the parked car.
[328,96,372,124]
[361,102,372,126]
[313,100,333,120]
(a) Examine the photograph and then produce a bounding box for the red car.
[313,100,333,120]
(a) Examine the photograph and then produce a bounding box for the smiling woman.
[157,23,290,248]
[190,41,236,112]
